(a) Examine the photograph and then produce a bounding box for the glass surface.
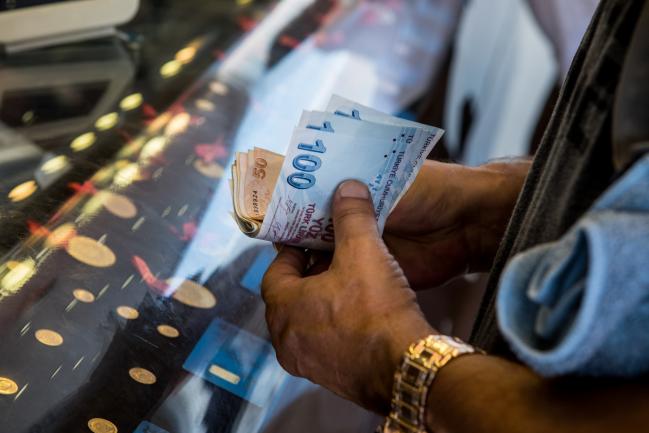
[1,82,109,127]
[0,0,457,432]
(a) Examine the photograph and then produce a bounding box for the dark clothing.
[471,0,648,353]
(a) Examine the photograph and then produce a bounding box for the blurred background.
[0,1,599,432]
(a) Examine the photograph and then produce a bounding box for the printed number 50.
[287,139,326,190]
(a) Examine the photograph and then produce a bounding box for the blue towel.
[497,153,649,377]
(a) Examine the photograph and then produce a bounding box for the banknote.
[230,147,283,234]
[231,95,443,250]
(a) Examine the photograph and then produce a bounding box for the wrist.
[373,312,437,414]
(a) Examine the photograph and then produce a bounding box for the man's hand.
[385,159,531,289]
[262,180,434,413]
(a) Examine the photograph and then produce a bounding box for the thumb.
[332,180,381,250]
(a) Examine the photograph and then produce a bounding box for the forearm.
[425,354,649,433]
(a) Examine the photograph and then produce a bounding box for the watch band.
[378,334,484,433]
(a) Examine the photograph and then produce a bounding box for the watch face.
[0,0,77,12]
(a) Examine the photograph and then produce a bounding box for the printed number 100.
[287,139,326,190]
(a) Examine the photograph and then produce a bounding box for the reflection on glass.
[41,155,69,174]
[140,136,167,162]
[165,112,191,136]
[160,60,183,78]
[70,132,97,152]
[120,93,144,111]
[195,99,216,112]
[209,364,241,384]
[95,112,120,131]
[146,112,172,134]
[0,258,36,295]
[113,163,141,187]
[8,180,38,202]
[46,223,77,248]
[210,81,229,96]
[175,46,198,65]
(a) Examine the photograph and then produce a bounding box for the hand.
[385,159,530,289]
[262,180,434,413]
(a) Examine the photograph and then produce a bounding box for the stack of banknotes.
[230,95,443,250]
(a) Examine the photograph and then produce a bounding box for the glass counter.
[0,1,460,432]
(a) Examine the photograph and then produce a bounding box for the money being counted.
[230,95,443,250]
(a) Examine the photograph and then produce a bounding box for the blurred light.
[95,112,119,131]
[92,166,115,183]
[46,223,77,248]
[114,163,141,187]
[146,112,172,134]
[140,136,167,162]
[210,81,229,96]
[1,258,36,295]
[5,261,20,270]
[41,156,69,174]
[195,99,215,112]
[81,194,104,217]
[117,137,146,159]
[70,132,96,152]
[160,60,182,78]
[175,46,197,64]
[120,93,143,111]
[8,180,37,202]
[165,112,191,136]
[22,110,35,125]
[115,159,131,169]
[237,0,253,5]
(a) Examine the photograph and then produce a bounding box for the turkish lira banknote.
[230,95,443,250]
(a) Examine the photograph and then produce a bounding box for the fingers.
[332,180,381,248]
[262,246,308,301]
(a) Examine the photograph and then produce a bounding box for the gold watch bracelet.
[379,334,485,433]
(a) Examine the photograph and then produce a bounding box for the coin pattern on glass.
[193,160,224,179]
[88,418,118,433]
[128,367,157,385]
[98,191,137,219]
[34,329,64,347]
[0,377,18,395]
[157,324,180,338]
[73,289,96,303]
[46,223,77,248]
[67,236,116,268]
[116,306,139,320]
[167,278,216,309]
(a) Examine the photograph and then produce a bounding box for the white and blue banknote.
[253,95,443,250]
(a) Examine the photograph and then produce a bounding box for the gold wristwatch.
[379,335,484,433]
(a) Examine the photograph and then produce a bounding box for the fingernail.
[338,180,369,199]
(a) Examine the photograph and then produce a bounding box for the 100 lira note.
[247,96,443,250]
